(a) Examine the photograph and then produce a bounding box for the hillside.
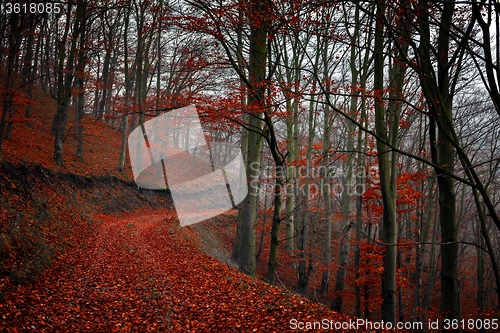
[0,82,374,332]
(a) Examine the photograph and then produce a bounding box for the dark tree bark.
[0,12,23,150]
[52,1,87,165]
[416,0,459,323]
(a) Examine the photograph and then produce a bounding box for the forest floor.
[0,209,362,332]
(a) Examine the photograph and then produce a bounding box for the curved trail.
[2,210,352,332]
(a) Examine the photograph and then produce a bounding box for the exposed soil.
[191,214,239,270]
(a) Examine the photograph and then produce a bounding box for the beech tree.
[0,11,23,150]
[52,0,87,165]
[373,0,411,323]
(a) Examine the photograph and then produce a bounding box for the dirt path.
[1,210,354,332]
[2,210,178,331]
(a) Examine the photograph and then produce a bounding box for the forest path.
[1,209,346,332]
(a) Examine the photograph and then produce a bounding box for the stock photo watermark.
[128,105,247,227]
[247,162,367,197]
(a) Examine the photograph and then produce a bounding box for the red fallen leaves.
[1,81,134,181]
[0,209,386,332]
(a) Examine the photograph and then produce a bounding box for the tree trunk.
[284,46,299,254]
[53,1,86,165]
[0,12,22,150]
[97,46,112,121]
[117,6,132,172]
[238,112,261,276]
[331,15,358,307]
[319,100,332,295]
[75,9,87,161]
[472,189,500,308]
[232,9,247,262]
[297,82,317,294]
[267,160,284,284]
[374,0,398,324]
[423,212,439,312]
[414,171,435,323]
[416,0,459,322]
[235,0,269,276]
[476,215,485,314]
[355,11,371,314]
[23,17,36,120]
[232,112,248,261]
